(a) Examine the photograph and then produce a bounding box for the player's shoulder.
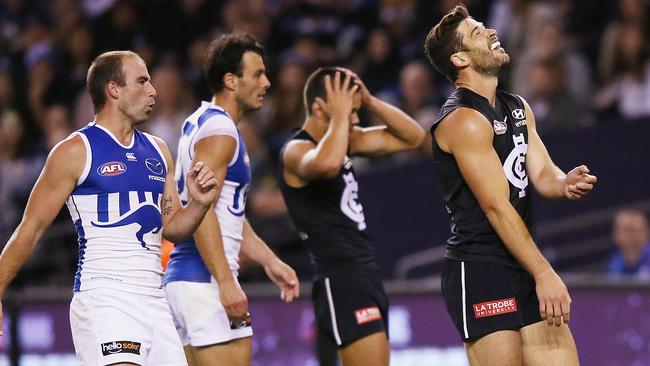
[442,107,491,131]
[51,132,87,160]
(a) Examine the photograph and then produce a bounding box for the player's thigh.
[192,336,252,366]
[339,331,389,366]
[465,329,522,366]
[165,281,252,347]
[70,290,149,366]
[520,320,579,366]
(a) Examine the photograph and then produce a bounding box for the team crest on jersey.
[493,119,507,135]
[341,172,366,230]
[503,133,528,197]
[98,162,127,176]
[145,158,164,175]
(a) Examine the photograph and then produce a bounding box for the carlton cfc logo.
[98,161,127,176]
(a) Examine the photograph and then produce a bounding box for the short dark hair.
[424,4,469,82]
[303,67,342,115]
[204,33,265,94]
[86,51,135,113]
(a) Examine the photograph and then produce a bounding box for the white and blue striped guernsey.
[165,101,251,284]
[65,122,168,296]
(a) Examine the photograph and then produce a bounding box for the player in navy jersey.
[164,33,299,366]
[424,5,597,365]
[0,51,218,365]
[280,68,425,366]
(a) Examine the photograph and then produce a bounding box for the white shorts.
[70,288,187,366]
[164,280,253,347]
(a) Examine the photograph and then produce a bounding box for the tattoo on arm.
[162,196,173,216]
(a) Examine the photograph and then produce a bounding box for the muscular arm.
[283,113,351,185]
[524,99,597,199]
[349,96,425,156]
[155,137,216,243]
[0,135,84,331]
[190,135,237,284]
[241,219,299,302]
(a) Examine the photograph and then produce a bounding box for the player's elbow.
[162,228,186,244]
[407,129,427,149]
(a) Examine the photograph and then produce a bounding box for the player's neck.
[94,108,136,146]
[455,71,499,107]
[303,116,328,142]
[212,94,242,125]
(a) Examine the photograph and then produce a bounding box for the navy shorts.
[441,259,542,342]
[312,274,389,347]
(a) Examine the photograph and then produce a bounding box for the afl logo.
[512,109,525,120]
[145,158,164,175]
[493,120,507,135]
[98,162,127,176]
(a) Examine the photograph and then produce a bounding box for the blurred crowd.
[1,0,649,287]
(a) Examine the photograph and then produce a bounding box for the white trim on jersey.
[72,132,92,186]
[142,132,169,172]
[325,277,342,346]
[461,261,469,339]
[190,107,240,167]
[92,122,136,149]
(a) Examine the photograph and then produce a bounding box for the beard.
[469,48,510,77]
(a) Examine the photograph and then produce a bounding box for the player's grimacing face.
[457,18,510,75]
[118,56,156,124]
[236,51,270,111]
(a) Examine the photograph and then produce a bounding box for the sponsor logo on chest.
[473,297,518,318]
[98,162,127,176]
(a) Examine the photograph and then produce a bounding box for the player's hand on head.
[264,259,300,303]
[219,277,249,319]
[186,161,219,206]
[346,71,372,106]
[534,269,571,327]
[564,165,597,200]
[319,71,359,120]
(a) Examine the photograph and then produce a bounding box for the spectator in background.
[594,22,650,119]
[143,63,193,157]
[526,58,592,136]
[607,209,650,278]
[352,26,400,95]
[514,16,593,107]
[376,61,438,159]
[598,0,648,84]
[262,59,308,159]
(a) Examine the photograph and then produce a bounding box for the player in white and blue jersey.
[163,33,299,366]
[0,51,219,366]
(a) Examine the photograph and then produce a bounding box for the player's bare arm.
[283,72,357,185]
[436,107,571,327]
[152,136,218,242]
[192,135,249,319]
[0,135,85,334]
[523,99,598,200]
[240,219,299,302]
[348,74,426,156]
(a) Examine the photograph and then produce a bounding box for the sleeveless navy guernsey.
[431,87,532,268]
[279,130,379,280]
